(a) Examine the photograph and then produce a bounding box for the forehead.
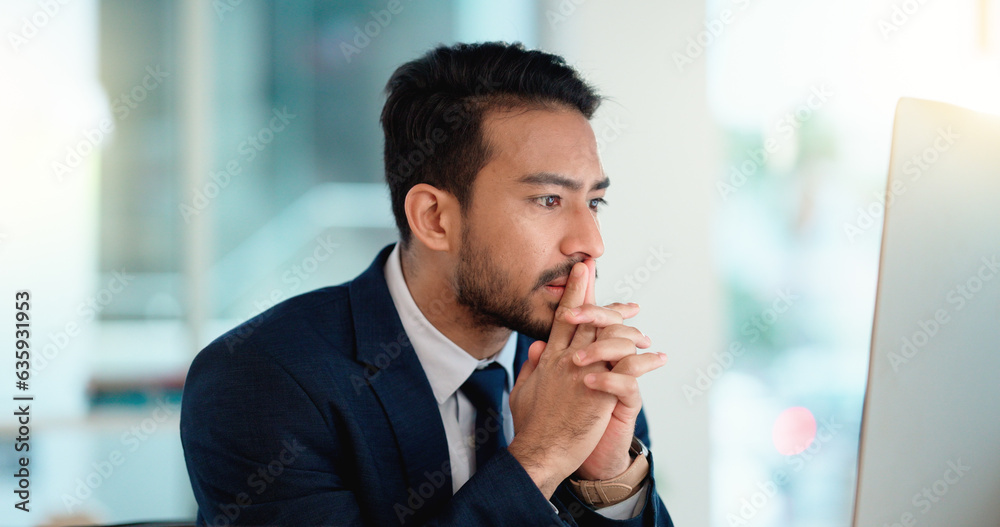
[476,106,603,188]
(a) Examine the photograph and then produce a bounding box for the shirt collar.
[383,243,517,404]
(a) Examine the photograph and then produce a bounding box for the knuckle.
[617,362,636,377]
[602,324,628,339]
[555,353,575,370]
[598,307,623,324]
[618,355,642,374]
[583,342,605,359]
[614,337,638,353]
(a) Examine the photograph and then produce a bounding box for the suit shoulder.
[194,283,355,368]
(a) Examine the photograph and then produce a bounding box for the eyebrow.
[517,172,611,192]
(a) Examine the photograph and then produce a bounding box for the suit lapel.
[348,244,453,521]
[347,245,543,523]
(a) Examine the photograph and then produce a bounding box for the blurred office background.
[1,0,998,525]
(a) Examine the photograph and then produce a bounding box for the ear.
[404,183,461,252]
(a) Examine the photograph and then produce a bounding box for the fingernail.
[629,302,639,308]
[658,352,667,361]
[576,351,586,363]
[584,373,597,384]
[569,307,581,317]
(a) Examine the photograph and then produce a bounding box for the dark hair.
[380,41,601,248]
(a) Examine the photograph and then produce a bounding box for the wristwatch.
[568,436,650,508]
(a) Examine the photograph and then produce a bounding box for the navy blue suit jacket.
[181,244,675,526]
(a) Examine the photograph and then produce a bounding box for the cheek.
[485,212,542,254]
[479,202,555,274]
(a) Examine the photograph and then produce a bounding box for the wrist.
[568,437,650,508]
[507,438,564,499]
[573,452,631,481]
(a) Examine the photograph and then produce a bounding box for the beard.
[453,223,579,341]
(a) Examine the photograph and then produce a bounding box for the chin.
[521,307,555,340]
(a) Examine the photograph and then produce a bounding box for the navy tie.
[460,363,508,471]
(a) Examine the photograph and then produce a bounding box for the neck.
[400,245,511,360]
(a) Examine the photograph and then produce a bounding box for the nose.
[559,205,605,260]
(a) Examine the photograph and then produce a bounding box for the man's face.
[454,106,607,341]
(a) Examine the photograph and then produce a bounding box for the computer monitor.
[852,97,1000,526]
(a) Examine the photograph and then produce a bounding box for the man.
[181,41,674,526]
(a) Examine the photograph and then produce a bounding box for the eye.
[534,195,561,208]
[589,197,608,211]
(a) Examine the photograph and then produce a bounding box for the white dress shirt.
[382,243,645,519]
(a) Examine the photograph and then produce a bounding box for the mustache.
[533,259,598,289]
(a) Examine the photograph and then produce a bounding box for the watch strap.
[568,437,649,508]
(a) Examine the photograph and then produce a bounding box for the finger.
[529,339,546,363]
[584,258,597,306]
[563,304,625,329]
[569,317,598,351]
[516,340,546,382]
[567,259,599,350]
[612,352,668,378]
[527,339,546,370]
[602,302,641,320]
[583,371,643,411]
[547,262,590,349]
[575,332,651,367]
[596,324,652,350]
[574,337,635,366]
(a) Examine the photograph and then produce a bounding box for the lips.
[545,277,568,288]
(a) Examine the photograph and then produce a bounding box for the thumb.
[515,340,546,384]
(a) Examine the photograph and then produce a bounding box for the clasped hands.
[507,258,667,499]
